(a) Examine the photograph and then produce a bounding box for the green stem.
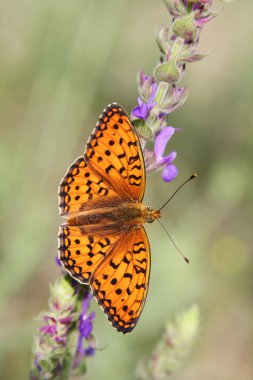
[59,352,73,380]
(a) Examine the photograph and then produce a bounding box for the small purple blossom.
[132,83,157,119]
[193,1,218,26]
[39,324,57,336]
[155,127,179,182]
[55,256,61,266]
[34,356,42,372]
[194,14,214,26]
[84,346,95,356]
[79,310,95,339]
[143,127,179,182]
[138,69,155,88]
[72,293,96,369]
[29,276,88,380]
[55,336,67,344]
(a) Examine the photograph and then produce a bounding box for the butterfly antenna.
[158,173,197,213]
[155,217,190,264]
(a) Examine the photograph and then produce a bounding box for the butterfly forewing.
[59,156,118,216]
[85,103,146,202]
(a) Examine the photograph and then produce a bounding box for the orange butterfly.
[58,103,161,333]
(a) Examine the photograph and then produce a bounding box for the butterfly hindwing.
[90,227,151,333]
[58,224,119,284]
[85,103,146,202]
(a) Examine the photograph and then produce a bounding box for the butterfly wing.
[59,103,146,215]
[58,224,120,284]
[58,156,119,216]
[85,103,146,202]
[91,227,151,333]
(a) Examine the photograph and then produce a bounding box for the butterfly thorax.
[67,199,160,233]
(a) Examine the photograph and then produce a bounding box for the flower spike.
[132,0,222,182]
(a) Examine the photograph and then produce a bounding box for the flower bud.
[163,0,187,17]
[154,59,180,83]
[137,70,155,102]
[172,14,198,42]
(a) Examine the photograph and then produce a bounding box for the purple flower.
[84,346,95,356]
[154,127,179,182]
[72,293,96,369]
[59,316,74,324]
[79,310,95,339]
[34,356,42,372]
[39,324,57,336]
[138,69,154,88]
[193,0,215,26]
[30,276,81,379]
[137,70,156,98]
[55,256,61,266]
[194,14,214,27]
[143,126,179,182]
[132,83,157,119]
[55,336,67,345]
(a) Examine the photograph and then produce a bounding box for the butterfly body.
[58,103,160,333]
[67,200,160,235]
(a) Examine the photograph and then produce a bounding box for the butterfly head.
[146,206,161,223]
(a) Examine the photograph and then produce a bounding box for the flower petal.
[161,150,177,164]
[149,82,158,104]
[132,83,157,120]
[84,346,95,356]
[39,325,57,336]
[154,127,177,162]
[132,103,148,119]
[162,164,178,182]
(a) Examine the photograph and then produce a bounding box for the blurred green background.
[1,0,253,379]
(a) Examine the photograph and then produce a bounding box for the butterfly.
[58,103,161,334]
